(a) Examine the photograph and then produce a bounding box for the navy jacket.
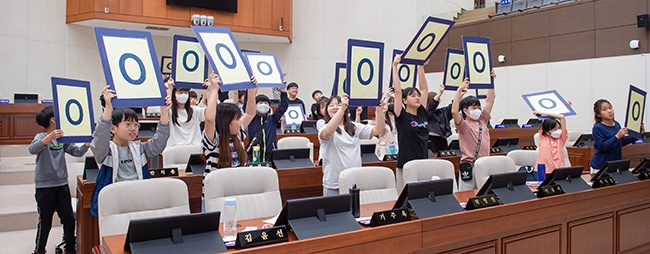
[247,92,289,162]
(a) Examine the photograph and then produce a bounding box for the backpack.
[518,165,537,181]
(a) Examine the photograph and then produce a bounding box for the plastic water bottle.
[388,142,397,155]
[291,122,297,131]
[537,164,546,182]
[222,198,237,242]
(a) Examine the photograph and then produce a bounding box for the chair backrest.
[403,159,457,192]
[511,0,527,11]
[98,178,190,238]
[203,167,282,220]
[162,144,202,169]
[566,130,583,147]
[507,150,539,171]
[447,133,459,145]
[527,0,543,8]
[277,136,314,163]
[474,156,516,189]
[67,162,85,198]
[339,166,398,205]
[359,136,379,145]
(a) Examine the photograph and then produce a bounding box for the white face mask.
[550,129,562,139]
[175,93,189,104]
[257,104,270,114]
[468,109,482,120]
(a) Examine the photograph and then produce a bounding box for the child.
[310,90,323,120]
[29,106,89,254]
[590,99,644,173]
[203,74,257,170]
[90,85,172,217]
[533,110,568,174]
[236,90,246,114]
[166,80,206,147]
[188,90,199,106]
[318,94,385,196]
[392,55,430,192]
[451,72,496,191]
[375,91,397,159]
[286,82,307,119]
[247,76,289,163]
[426,85,454,154]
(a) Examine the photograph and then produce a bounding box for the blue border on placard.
[389,49,418,88]
[521,90,577,118]
[625,84,647,140]
[400,16,455,65]
[346,39,384,107]
[443,48,464,91]
[462,36,494,89]
[94,27,166,108]
[332,62,346,96]
[171,35,209,89]
[475,89,487,99]
[191,26,254,91]
[51,77,95,143]
[160,56,172,75]
[241,52,285,88]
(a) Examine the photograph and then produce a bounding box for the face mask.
[468,109,482,120]
[176,93,189,104]
[550,129,562,139]
[257,104,270,114]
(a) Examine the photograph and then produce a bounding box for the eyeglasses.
[328,103,342,108]
[123,122,141,130]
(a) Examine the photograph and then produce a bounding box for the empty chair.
[339,166,398,205]
[67,162,85,215]
[496,2,513,15]
[98,178,190,239]
[527,0,543,8]
[510,0,527,12]
[277,136,314,163]
[204,166,282,220]
[507,150,539,172]
[162,144,202,169]
[403,159,457,192]
[566,130,583,147]
[473,156,516,190]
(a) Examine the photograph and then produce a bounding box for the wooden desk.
[75,172,203,254]
[567,143,650,173]
[101,180,650,253]
[0,103,50,144]
[489,127,538,147]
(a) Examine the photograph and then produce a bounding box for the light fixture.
[498,55,506,63]
[630,40,640,49]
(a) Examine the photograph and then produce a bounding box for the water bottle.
[388,142,397,155]
[222,198,237,242]
[537,164,546,182]
[349,184,360,218]
[291,122,297,131]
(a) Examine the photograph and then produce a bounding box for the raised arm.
[319,94,349,141]
[417,60,430,108]
[533,110,566,132]
[240,76,258,128]
[392,55,403,118]
[483,69,496,115]
[370,99,386,136]
[204,73,222,143]
[451,79,469,126]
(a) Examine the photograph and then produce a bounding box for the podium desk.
[102,180,650,254]
[567,143,650,173]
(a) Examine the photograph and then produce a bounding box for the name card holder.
[523,145,537,150]
[465,194,499,210]
[536,184,565,198]
[0,99,9,104]
[638,171,650,180]
[236,226,288,249]
[250,161,273,167]
[368,208,411,227]
[490,147,503,153]
[592,176,616,188]
[284,129,301,134]
[521,124,533,128]
[382,154,398,161]
[438,150,457,157]
[148,167,179,178]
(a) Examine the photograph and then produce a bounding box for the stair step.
[0,226,64,253]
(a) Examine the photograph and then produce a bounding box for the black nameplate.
[148,167,179,178]
[284,129,301,134]
[382,154,398,161]
[490,147,503,153]
[369,208,411,227]
[438,150,457,157]
[250,161,273,167]
[638,171,650,181]
[235,226,288,249]
[536,184,565,198]
[523,145,537,150]
[465,194,499,210]
[592,175,616,188]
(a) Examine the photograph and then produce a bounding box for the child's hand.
[341,93,350,108]
[422,59,430,66]
[282,73,287,84]
[102,85,116,107]
[393,55,401,67]
[251,76,258,85]
[161,92,172,111]
[47,129,64,141]
[616,127,628,139]
[439,84,445,94]
[641,123,645,133]
[490,69,497,79]
[356,106,362,115]
[208,73,222,87]
[459,78,470,95]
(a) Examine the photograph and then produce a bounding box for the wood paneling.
[119,0,143,16]
[502,227,561,254]
[448,25,480,49]
[595,25,648,58]
[67,0,80,16]
[142,0,166,18]
[0,104,49,145]
[550,31,595,62]
[166,6,189,20]
[436,241,497,254]
[490,42,512,68]
[254,0,273,29]
[595,0,647,29]
[479,18,512,44]
[234,0,255,28]
[511,37,550,65]
[549,1,594,36]
[618,205,650,253]
[272,0,290,33]
[511,11,550,41]
[568,214,614,254]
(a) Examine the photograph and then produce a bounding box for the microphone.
[246,131,264,154]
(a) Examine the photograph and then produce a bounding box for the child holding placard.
[452,71,496,191]
[166,77,207,147]
[590,99,644,173]
[203,73,258,171]
[533,110,569,174]
[426,85,454,154]
[90,85,172,218]
[317,94,385,196]
[392,55,430,192]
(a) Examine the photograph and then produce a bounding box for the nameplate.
[465,194,499,210]
[148,167,179,178]
[369,208,411,227]
[490,147,503,153]
[536,184,564,198]
[521,124,533,128]
[638,171,650,180]
[495,124,506,128]
[236,226,288,249]
[284,129,301,134]
[145,113,161,118]
[382,154,398,161]
[0,99,8,104]
[41,99,53,104]
[438,150,457,157]
[523,145,537,150]
[592,175,616,188]
[250,161,273,167]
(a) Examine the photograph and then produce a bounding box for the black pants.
[428,135,449,154]
[34,185,75,253]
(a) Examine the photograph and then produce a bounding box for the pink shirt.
[456,110,491,164]
[536,129,569,173]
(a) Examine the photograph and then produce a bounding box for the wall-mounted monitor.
[166,0,238,13]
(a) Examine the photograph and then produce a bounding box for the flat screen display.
[167,0,237,13]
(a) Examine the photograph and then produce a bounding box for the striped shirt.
[202,130,246,171]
